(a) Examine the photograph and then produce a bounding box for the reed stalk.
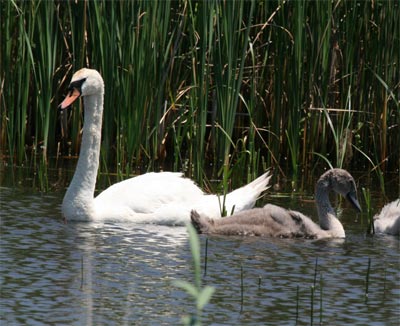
[203,237,208,276]
[365,257,371,302]
[1,0,398,190]
[80,255,84,290]
[319,273,323,324]
[295,285,300,325]
[362,187,374,234]
[174,224,215,326]
[310,285,314,326]
[313,257,318,287]
[186,0,215,182]
[240,263,244,313]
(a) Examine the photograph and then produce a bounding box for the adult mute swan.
[59,68,271,224]
[373,200,400,236]
[191,169,361,239]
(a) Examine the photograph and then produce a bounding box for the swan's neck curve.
[315,183,345,237]
[62,93,104,220]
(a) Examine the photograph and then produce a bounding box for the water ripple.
[0,187,399,325]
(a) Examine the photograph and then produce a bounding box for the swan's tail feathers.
[249,170,272,196]
[225,170,272,213]
[191,210,213,234]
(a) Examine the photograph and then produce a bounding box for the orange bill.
[60,88,81,109]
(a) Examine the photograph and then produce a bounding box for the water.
[1,176,399,325]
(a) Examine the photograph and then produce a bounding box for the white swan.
[191,169,361,239]
[373,199,400,235]
[59,68,271,224]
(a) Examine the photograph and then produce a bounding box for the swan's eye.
[67,88,74,97]
[67,78,87,95]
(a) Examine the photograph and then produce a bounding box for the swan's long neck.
[62,93,104,220]
[315,182,345,237]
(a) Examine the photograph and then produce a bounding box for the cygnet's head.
[60,68,104,109]
[317,168,361,212]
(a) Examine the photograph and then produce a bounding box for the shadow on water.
[0,166,399,325]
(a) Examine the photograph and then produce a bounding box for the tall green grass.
[1,0,399,191]
[174,224,215,325]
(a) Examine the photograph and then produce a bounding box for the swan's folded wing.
[94,172,204,216]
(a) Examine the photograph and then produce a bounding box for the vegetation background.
[1,0,399,192]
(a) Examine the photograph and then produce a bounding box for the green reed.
[365,257,371,303]
[310,285,314,326]
[186,0,216,183]
[362,187,374,234]
[80,255,84,290]
[174,224,215,326]
[1,0,33,165]
[213,0,254,169]
[295,285,300,325]
[1,0,399,191]
[240,263,244,313]
[319,272,323,324]
[203,237,208,276]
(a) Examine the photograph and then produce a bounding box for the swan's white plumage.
[373,200,400,236]
[60,68,271,224]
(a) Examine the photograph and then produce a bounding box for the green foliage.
[362,187,374,234]
[1,0,399,189]
[174,224,215,326]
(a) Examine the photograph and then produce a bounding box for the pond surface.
[0,169,399,326]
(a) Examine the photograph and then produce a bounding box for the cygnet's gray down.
[191,169,361,239]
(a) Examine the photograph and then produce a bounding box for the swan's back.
[94,172,203,211]
[91,171,271,223]
[93,172,205,221]
[374,200,400,235]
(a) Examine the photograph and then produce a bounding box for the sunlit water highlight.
[1,186,399,325]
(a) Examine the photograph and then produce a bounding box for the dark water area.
[0,166,399,325]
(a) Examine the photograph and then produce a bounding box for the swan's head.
[317,168,362,212]
[60,68,104,109]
